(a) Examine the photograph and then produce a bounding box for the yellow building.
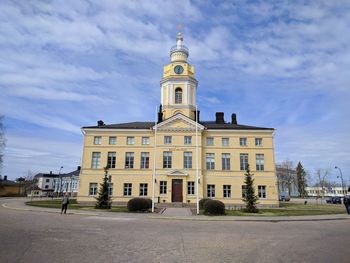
[78,33,278,207]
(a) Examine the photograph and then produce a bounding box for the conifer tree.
[242,164,259,213]
[95,166,112,209]
[296,162,307,198]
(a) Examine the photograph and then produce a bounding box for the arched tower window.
[175,88,182,104]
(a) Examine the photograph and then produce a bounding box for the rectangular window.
[222,153,230,170]
[107,152,116,168]
[164,136,172,144]
[183,152,192,169]
[258,185,266,198]
[91,152,101,169]
[240,153,249,171]
[140,152,150,169]
[124,183,132,196]
[256,154,264,171]
[222,137,229,146]
[139,183,148,196]
[206,137,214,146]
[187,182,195,195]
[255,138,263,146]
[109,136,116,145]
[163,151,172,168]
[125,152,134,168]
[127,136,135,145]
[94,136,101,145]
[142,137,150,145]
[89,183,98,196]
[242,185,247,198]
[45,179,50,183]
[223,185,231,198]
[160,181,167,195]
[108,183,113,196]
[240,137,247,146]
[184,136,192,145]
[206,153,215,170]
[207,184,215,198]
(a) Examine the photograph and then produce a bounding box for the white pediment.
[154,113,204,132]
[167,170,189,176]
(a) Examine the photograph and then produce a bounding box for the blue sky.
[1,0,349,185]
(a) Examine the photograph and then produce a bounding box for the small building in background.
[34,171,58,197]
[0,176,25,197]
[306,187,348,198]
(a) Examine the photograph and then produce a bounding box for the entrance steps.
[157,202,194,208]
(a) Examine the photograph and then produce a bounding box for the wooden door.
[172,179,183,202]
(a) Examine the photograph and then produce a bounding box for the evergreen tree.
[242,164,259,213]
[95,166,112,209]
[296,162,307,197]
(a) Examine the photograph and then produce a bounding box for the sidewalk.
[1,198,349,222]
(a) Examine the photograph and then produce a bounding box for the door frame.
[171,179,183,202]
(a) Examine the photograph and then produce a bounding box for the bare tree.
[315,169,329,203]
[277,159,296,196]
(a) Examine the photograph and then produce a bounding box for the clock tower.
[160,33,198,120]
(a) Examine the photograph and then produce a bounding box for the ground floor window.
[187,181,195,195]
[89,183,97,196]
[108,183,113,196]
[207,184,215,198]
[139,183,148,196]
[124,183,132,196]
[223,185,231,198]
[242,185,247,198]
[258,185,266,198]
[160,181,167,195]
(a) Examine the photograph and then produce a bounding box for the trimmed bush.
[127,198,152,212]
[199,198,211,209]
[204,200,225,215]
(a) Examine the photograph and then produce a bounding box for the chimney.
[97,120,104,126]
[215,112,224,124]
[4,175,7,181]
[77,166,81,171]
[231,113,237,124]
[157,104,163,123]
[194,110,200,122]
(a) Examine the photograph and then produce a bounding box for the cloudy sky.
[1,0,349,185]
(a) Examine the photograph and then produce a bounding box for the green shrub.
[127,198,152,212]
[204,200,225,215]
[199,198,211,209]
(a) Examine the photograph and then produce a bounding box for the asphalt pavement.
[0,198,349,263]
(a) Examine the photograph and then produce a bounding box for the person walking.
[61,193,69,214]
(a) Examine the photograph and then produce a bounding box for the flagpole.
[196,105,199,215]
[152,106,157,213]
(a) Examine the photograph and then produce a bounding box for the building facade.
[34,172,57,196]
[306,187,348,198]
[53,167,80,197]
[78,33,279,207]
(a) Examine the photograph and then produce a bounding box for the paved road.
[0,199,349,263]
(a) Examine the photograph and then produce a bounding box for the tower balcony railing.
[170,45,189,55]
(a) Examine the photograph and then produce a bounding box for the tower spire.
[170,32,189,62]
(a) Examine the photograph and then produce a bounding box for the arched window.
[175,88,182,104]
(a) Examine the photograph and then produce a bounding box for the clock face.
[174,65,184,74]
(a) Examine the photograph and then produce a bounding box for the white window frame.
[222,153,230,170]
[187,181,195,195]
[222,137,229,146]
[109,136,117,145]
[206,153,215,170]
[125,152,134,169]
[91,152,101,169]
[240,137,247,146]
[127,136,135,145]
[89,183,98,196]
[255,138,263,147]
[223,185,231,198]
[258,185,266,199]
[163,151,172,168]
[142,137,150,145]
[139,183,148,197]
[240,153,249,171]
[94,136,101,145]
[207,184,215,198]
[160,181,167,195]
[164,136,172,144]
[184,136,192,145]
[183,151,192,169]
[206,137,214,146]
[256,154,264,171]
[140,152,150,169]
[107,152,116,168]
[124,183,132,196]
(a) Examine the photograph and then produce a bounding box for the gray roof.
[83,121,273,131]
[34,169,80,179]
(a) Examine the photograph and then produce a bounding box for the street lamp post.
[59,166,63,197]
[335,166,345,197]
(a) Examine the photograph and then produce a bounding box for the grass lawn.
[225,202,347,216]
[25,199,128,212]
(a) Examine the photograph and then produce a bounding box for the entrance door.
[172,179,183,202]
